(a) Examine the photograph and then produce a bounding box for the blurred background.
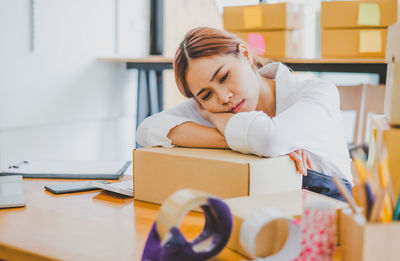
[0,0,394,169]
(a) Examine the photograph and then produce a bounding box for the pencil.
[370,187,388,222]
[332,176,360,214]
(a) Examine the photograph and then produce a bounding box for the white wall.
[163,0,223,109]
[0,0,149,169]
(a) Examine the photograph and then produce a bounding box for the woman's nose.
[218,90,233,105]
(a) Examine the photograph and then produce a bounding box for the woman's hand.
[288,149,313,176]
[194,99,233,135]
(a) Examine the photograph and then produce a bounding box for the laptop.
[92,180,133,197]
[0,175,26,208]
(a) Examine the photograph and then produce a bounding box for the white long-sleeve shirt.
[136,62,352,184]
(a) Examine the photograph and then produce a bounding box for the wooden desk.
[0,178,244,261]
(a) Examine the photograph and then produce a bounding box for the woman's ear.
[238,44,255,70]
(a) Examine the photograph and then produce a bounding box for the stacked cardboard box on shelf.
[383,22,400,197]
[321,0,397,58]
[385,22,400,125]
[223,3,303,58]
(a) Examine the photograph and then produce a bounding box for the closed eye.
[220,71,229,83]
[202,91,212,100]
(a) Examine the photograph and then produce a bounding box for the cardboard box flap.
[138,147,284,164]
[249,156,301,194]
[386,22,400,63]
[225,190,348,219]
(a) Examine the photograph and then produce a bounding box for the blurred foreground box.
[225,190,348,258]
[341,209,400,261]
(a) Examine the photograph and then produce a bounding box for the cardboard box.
[321,0,397,29]
[134,147,301,205]
[386,22,400,62]
[384,62,400,125]
[224,191,348,258]
[223,3,303,32]
[235,30,302,58]
[321,28,387,58]
[370,115,400,196]
[341,208,400,261]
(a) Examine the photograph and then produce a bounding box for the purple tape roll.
[142,197,232,261]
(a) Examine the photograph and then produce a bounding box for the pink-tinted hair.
[173,27,272,98]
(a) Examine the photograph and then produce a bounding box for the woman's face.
[186,53,260,114]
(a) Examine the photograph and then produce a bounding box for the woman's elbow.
[251,137,290,158]
[135,127,148,147]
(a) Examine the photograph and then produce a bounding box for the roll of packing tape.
[239,207,302,261]
[142,189,232,261]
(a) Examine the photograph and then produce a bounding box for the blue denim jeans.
[302,169,353,202]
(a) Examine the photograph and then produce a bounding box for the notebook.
[92,180,134,197]
[0,175,26,208]
[0,160,131,179]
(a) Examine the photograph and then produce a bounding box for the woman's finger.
[298,150,306,176]
[301,150,308,176]
[288,152,304,176]
[304,150,313,170]
[296,150,307,176]
[288,153,299,171]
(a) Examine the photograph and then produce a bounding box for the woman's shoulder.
[295,77,340,109]
[298,78,338,96]
[164,98,196,113]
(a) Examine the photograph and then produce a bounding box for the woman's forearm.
[167,122,229,148]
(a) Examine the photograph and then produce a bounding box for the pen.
[377,146,394,222]
[8,161,29,169]
[393,193,400,221]
[352,153,376,218]
[370,187,388,222]
[364,182,375,219]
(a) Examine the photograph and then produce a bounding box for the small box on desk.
[133,147,301,204]
[224,191,348,258]
[321,28,387,58]
[341,208,400,261]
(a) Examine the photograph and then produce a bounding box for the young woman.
[136,27,352,200]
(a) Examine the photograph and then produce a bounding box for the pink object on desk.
[296,200,337,261]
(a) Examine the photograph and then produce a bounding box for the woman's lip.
[231,100,244,114]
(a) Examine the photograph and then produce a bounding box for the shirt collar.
[257,62,297,114]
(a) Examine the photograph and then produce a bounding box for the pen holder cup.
[340,208,400,261]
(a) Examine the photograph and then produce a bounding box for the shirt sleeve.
[224,79,342,157]
[136,98,214,147]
